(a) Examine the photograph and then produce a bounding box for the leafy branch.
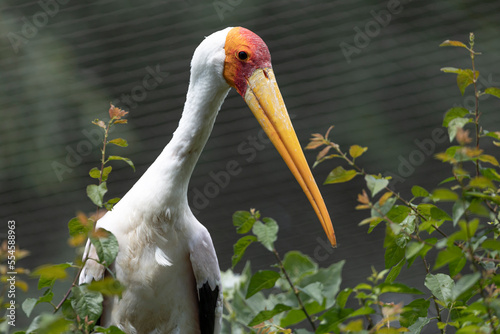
[13,105,133,334]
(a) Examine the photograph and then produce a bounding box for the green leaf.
[101,166,112,181]
[443,107,469,127]
[439,40,468,48]
[365,175,389,197]
[407,317,430,334]
[372,197,397,219]
[231,235,257,268]
[282,251,318,283]
[93,326,127,334]
[324,166,357,184]
[247,303,292,327]
[440,67,463,74]
[87,277,126,297]
[452,200,470,226]
[298,282,324,304]
[104,197,121,210]
[61,299,76,321]
[89,167,101,179]
[32,263,72,289]
[447,117,472,141]
[252,218,278,251]
[411,185,429,198]
[457,70,477,95]
[349,145,368,159]
[86,182,108,207]
[430,207,452,221]
[434,245,463,270]
[405,242,425,260]
[431,188,458,202]
[484,87,500,99]
[246,270,280,298]
[478,154,500,167]
[38,289,54,303]
[482,239,500,251]
[385,239,405,269]
[280,301,323,328]
[317,306,374,333]
[26,314,72,334]
[336,288,353,308]
[480,168,500,182]
[401,299,430,328]
[232,211,257,234]
[68,217,92,238]
[452,272,481,301]
[22,298,38,317]
[441,68,478,95]
[71,285,103,324]
[385,258,405,283]
[300,260,344,309]
[108,138,128,147]
[377,282,423,295]
[424,273,454,305]
[449,256,467,278]
[89,166,112,181]
[89,228,119,266]
[386,205,411,223]
[366,217,383,233]
[107,155,135,171]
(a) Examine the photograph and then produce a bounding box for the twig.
[54,263,85,312]
[272,249,317,331]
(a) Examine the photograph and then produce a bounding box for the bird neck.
[148,74,231,210]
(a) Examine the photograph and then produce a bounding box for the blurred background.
[1,0,500,329]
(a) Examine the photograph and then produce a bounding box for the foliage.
[221,34,500,333]
[0,105,132,334]
[3,34,500,334]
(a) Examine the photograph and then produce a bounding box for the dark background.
[1,0,500,330]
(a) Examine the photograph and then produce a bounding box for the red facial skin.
[223,27,272,96]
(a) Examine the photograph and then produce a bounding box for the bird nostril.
[263,69,269,79]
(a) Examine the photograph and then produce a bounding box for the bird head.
[203,27,337,247]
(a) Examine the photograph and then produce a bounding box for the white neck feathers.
[127,29,232,215]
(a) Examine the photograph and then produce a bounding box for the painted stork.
[79,27,336,334]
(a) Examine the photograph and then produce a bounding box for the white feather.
[79,28,232,333]
[155,247,173,267]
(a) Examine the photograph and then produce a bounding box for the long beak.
[244,68,337,247]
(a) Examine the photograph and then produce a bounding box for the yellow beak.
[244,68,337,247]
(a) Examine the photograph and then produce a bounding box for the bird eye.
[237,51,248,60]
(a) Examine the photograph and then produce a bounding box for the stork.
[79,27,336,334]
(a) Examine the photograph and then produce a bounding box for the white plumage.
[80,28,231,334]
[79,26,336,334]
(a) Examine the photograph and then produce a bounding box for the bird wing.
[189,226,223,334]
[78,212,114,285]
[79,238,106,284]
